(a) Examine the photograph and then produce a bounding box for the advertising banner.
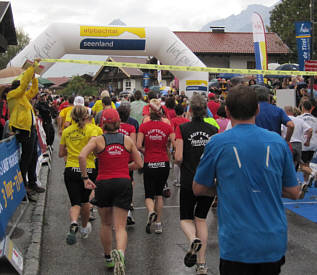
[0,137,25,240]
[185,80,208,92]
[80,26,146,51]
[295,22,312,71]
[252,12,268,84]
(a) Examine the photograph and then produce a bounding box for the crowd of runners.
[1,59,317,275]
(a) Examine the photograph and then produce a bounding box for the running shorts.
[94,178,132,210]
[180,187,213,220]
[291,142,302,164]
[143,162,170,199]
[64,167,97,206]
[301,150,314,164]
[219,256,285,275]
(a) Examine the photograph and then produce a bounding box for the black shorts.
[180,188,213,220]
[143,162,170,199]
[64,167,97,206]
[95,178,132,210]
[301,151,314,164]
[219,256,285,275]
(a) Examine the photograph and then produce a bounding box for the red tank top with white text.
[96,133,130,181]
[139,120,173,163]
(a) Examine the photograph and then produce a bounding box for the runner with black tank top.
[79,108,143,275]
[175,94,218,275]
[137,98,175,234]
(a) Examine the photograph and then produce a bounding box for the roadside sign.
[305,60,317,71]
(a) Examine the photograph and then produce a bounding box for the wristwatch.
[81,176,89,180]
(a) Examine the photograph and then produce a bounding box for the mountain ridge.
[200,3,276,32]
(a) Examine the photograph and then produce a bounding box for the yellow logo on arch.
[80,26,146,39]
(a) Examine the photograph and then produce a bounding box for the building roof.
[174,31,289,55]
[46,77,70,88]
[0,2,17,52]
[107,56,147,77]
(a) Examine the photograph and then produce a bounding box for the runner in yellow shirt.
[59,105,99,245]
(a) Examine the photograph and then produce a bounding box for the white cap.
[74,96,84,106]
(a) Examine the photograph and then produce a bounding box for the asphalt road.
[39,137,317,275]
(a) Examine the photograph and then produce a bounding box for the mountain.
[109,19,127,26]
[200,4,274,32]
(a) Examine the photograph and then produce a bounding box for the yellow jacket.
[91,99,115,113]
[7,66,39,132]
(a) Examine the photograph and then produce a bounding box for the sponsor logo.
[80,39,146,51]
[188,131,212,147]
[107,145,124,156]
[147,162,166,168]
[80,26,146,38]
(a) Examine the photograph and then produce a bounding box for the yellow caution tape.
[41,58,317,76]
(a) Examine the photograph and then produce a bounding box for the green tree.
[61,76,99,96]
[269,0,311,63]
[0,28,30,69]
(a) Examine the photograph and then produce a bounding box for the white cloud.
[9,0,280,39]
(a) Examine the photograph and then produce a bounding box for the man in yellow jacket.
[91,90,115,115]
[7,59,45,201]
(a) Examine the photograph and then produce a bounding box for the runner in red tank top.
[117,104,137,226]
[137,98,175,234]
[79,108,143,274]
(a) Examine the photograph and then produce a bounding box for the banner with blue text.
[0,137,25,240]
[295,21,312,71]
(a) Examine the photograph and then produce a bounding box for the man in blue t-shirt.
[254,85,294,142]
[193,85,301,275]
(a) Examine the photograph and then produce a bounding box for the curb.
[23,165,49,275]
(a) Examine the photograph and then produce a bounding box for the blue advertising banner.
[295,21,312,71]
[80,39,146,51]
[0,137,25,240]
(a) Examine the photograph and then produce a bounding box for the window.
[247,61,256,69]
[125,80,131,90]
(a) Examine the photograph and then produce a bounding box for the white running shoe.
[154,222,162,234]
[80,222,92,239]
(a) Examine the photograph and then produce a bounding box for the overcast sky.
[10,0,280,40]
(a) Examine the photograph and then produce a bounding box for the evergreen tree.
[61,76,99,96]
[269,0,312,62]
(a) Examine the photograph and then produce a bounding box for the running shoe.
[184,238,202,267]
[308,175,315,187]
[105,256,115,269]
[127,210,135,226]
[89,208,96,222]
[162,187,171,198]
[196,263,208,275]
[29,183,46,193]
[80,222,92,239]
[173,180,181,187]
[299,183,309,199]
[146,211,157,234]
[111,249,125,275]
[66,223,78,245]
[90,197,98,206]
[154,222,162,234]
